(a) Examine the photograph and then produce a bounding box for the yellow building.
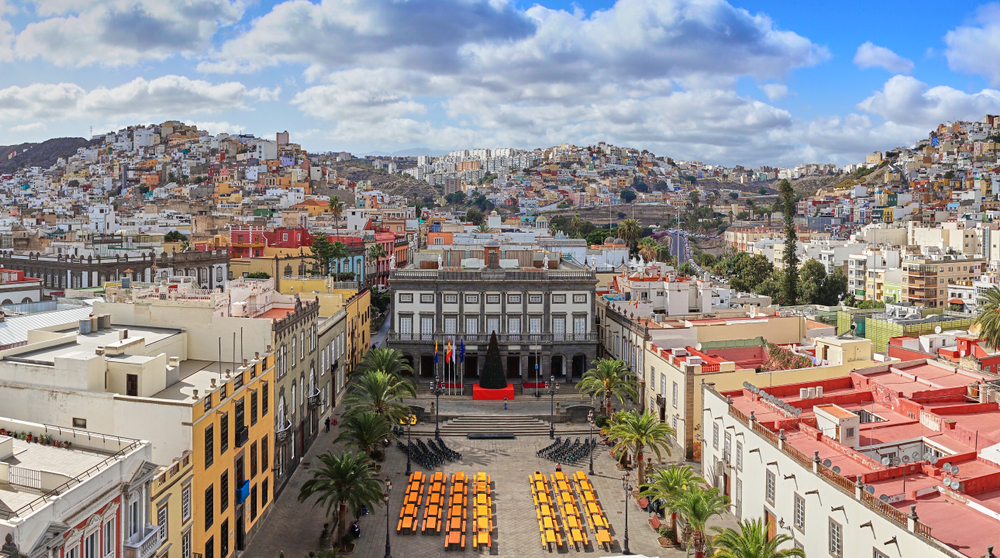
[192,354,276,558]
[151,453,195,558]
[344,289,372,377]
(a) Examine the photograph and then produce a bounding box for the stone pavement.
[244,414,737,558]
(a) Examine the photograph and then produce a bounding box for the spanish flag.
[446,339,453,363]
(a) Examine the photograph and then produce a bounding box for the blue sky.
[3,0,1000,166]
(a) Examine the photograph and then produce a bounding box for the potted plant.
[64,441,72,449]
[25,433,32,442]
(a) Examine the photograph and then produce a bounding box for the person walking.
[503,396,508,411]
[324,417,331,433]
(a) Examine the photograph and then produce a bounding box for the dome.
[604,237,614,246]
[485,239,501,247]
[613,237,625,245]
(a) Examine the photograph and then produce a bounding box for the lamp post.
[588,410,595,475]
[546,375,560,439]
[430,376,445,439]
[384,477,393,558]
[622,471,632,555]
[405,412,413,476]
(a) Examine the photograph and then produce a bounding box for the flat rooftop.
[153,360,243,402]
[8,326,180,365]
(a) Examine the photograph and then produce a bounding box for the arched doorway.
[550,355,564,379]
[572,355,587,378]
[402,354,415,377]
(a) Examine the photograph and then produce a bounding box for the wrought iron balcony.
[276,419,292,443]
[235,426,249,448]
[308,389,321,408]
[123,525,161,558]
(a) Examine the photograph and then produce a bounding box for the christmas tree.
[478,331,507,389]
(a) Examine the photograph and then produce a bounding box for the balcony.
[235,426,249,448]
[655,394,665,407]
[276,419,292,444]
[387,332,599,345]
[123,525,161,558]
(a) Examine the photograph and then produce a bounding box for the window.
[262,478,270,506]
[672,382,678,408]
[508,294,521,304]
[251,441,258,478]
[419,316,432,336]
[85,532,97,558]
[251,391,258,425]
[829,518,843,557]
[205,485,214,529]
[261,436,269,472]
[873,550,889,558]
[487,317,500,335]
[508,317,521,335]
[573,294,587,303]
[399,293,413,303]
[486,294,500,304]
[723,432,731,464]
[251,484,259,521]
[262,382,269,416]
[712,422,719,449]
[794,493,805,531]
[220,470,230,512]
[220,413,229,455]
[465,294,479,304]
[529,294,542,303]
[735,478,742,519]
[181,484,192,523]
[205,536,214,558]
[736,441,743,470]
[529,317,541,334]
[672,415,677,432]
[66,547,79,558]
[220,519,229,558]
[765,470,775,504]
[291,338,296,366]
[182,531,191,558]
[845,427,855,439]
[552,294,566,303]
[204,423,214,467]
[300,331,305,360]
[220,382,227,400]
[103,520,115,557]
[73,417,87,428]
[444,294,457,303]
[445,317,457,334]
[553,317,565,337]
[574,317,586,336]
[420,293,434,303]
[157,504,168,543]
[126,374,138,396]
[465,318,478,335]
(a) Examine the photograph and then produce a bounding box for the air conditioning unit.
[687,356,703,366]
[816,386,824,398]
[807,387,816,399]
[800,388,809,399]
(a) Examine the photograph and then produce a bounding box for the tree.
[571,214,583,235]
[728,192,739,199]
[975,286,1000,348]
[620,189,637,203]
[164,230,187,243]
[298,451,385,550]
[367,244,387,274]
[330,241,350,277]
[246,271,271,279]
[357,348,413,377]
[343,371,416,422]
[758,187,767,195]
[615,219,642,251]
[333,411,394,458]
[778,179,798,305]
[641,464,705,532]
[467,208,485,226]
[678,262,697,277]
[476,223,491,233]
[578,359,637,416]
[479,332,507,389]
[607,410,673,486]
[711,518,805,558]
[673,486,729,558]
[329,196,344,237]
[586,229,611,247]
[310,236,336,276]
[798,259,827,306]
[689,190,700,207]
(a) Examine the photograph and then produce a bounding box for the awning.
[948,298,966,305]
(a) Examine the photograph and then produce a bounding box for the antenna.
[935,325,942,334]
[695,342,703,351]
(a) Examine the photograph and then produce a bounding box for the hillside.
[0,137,96,174]
[320,158,438,200]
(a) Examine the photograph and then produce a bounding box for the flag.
[446,339,453,363]
[459,340,465,363]
[434,340,439,364]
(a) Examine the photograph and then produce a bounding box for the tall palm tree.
[333,410,394,457]
[330,241,349,277]
[298,451,384,549]
[343,370,416,422]
[476,222,491,233]
[639,244,656,263]
[975,286,1000,348]
[571,214,582,235]
[641,464,705,531]
[763,203,774,226]
[578,358,637,416]
[615,218,642,251]
[329,196,344,237]
[747,200,756,220]
[712,518,805,558]
[367,244,387,284]
[357,347,413,377]
[673,486,729,558]
[607,409,673,486]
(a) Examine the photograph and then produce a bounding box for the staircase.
[411,415,593,437]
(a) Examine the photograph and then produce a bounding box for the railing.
[276,419,292,443]
[915,521,933,541]
[390,269,596,282]
[861,491,908,528]
[123,525,162,558]
[9,466,40,489]
[308,390,321,408]
[235,426,249,448]
[387,332,598,344]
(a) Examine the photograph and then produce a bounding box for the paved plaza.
[245,405,737,558]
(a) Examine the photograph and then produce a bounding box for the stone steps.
[410,415,593,437]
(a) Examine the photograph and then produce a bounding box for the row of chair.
[397,439,445,469]
[397,471,425,534]
[429,438,462,461]
[543,438,595,464]
[422,472,447,535]
[445,472,468,551]
[573,471,613,551]
[530,471,564,551]
[552,471,589,550]
[472,472,494,550]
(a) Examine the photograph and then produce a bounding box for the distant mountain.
[0,137,97,174]
[363,147,449,158]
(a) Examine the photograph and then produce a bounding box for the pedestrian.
[324,417,331,433]
[555,463,562,472]
[349,521,361,539]
[503,396,508,411]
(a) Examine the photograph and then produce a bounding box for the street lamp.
[430,376,445,439]
[622,471,632,555]
[405,412,413,476]
[546,375,560,439]
[384,477,393,558]
[588,410,595,475]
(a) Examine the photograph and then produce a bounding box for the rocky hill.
[0,137,96,174]
[319,157,438,200]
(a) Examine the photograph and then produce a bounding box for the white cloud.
[188,121,246,135]
[9,122,47,134]
[15,0,243,67]
[759,83,789,100]
[852,41,914,74]
[247,86,281,102]
[0,76,260,122]
[856,75,1000,129]
[945,3,1000,85]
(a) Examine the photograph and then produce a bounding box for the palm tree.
[607,409,673,486]
[615,218,642,251]
[367,244,387,284]
[712,518,805,558]
[763,203,774,226]
[571,214,582,235]
[330,241,349,277]
[975,286,1000,348]
[357,347,413,377]
[673,486,729,558]
[747,200,756,220]
[298,451,385,550]
[476,222,491,233]
[333,410,394,457]
[329,196,344,237]
[578,358,637,416]
[641,464,705,531]
[343,370,416,422]
[639,244,656,263]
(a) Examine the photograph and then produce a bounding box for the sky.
[2,0,1000,166]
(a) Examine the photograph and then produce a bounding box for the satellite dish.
[823,459,833,467]
[879,494,889,502]
[865,485,875,494]
[902,455,910,464]
[696,342,703,351]
[935,326,942,334]
[795,408,802,416]
[881,457,891,466]
[943,463,953,472]
[952,466,960,476]
[912,452,920,461]
[944,478,953,489]
[743,381,751,389]
[832,465,841,474]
